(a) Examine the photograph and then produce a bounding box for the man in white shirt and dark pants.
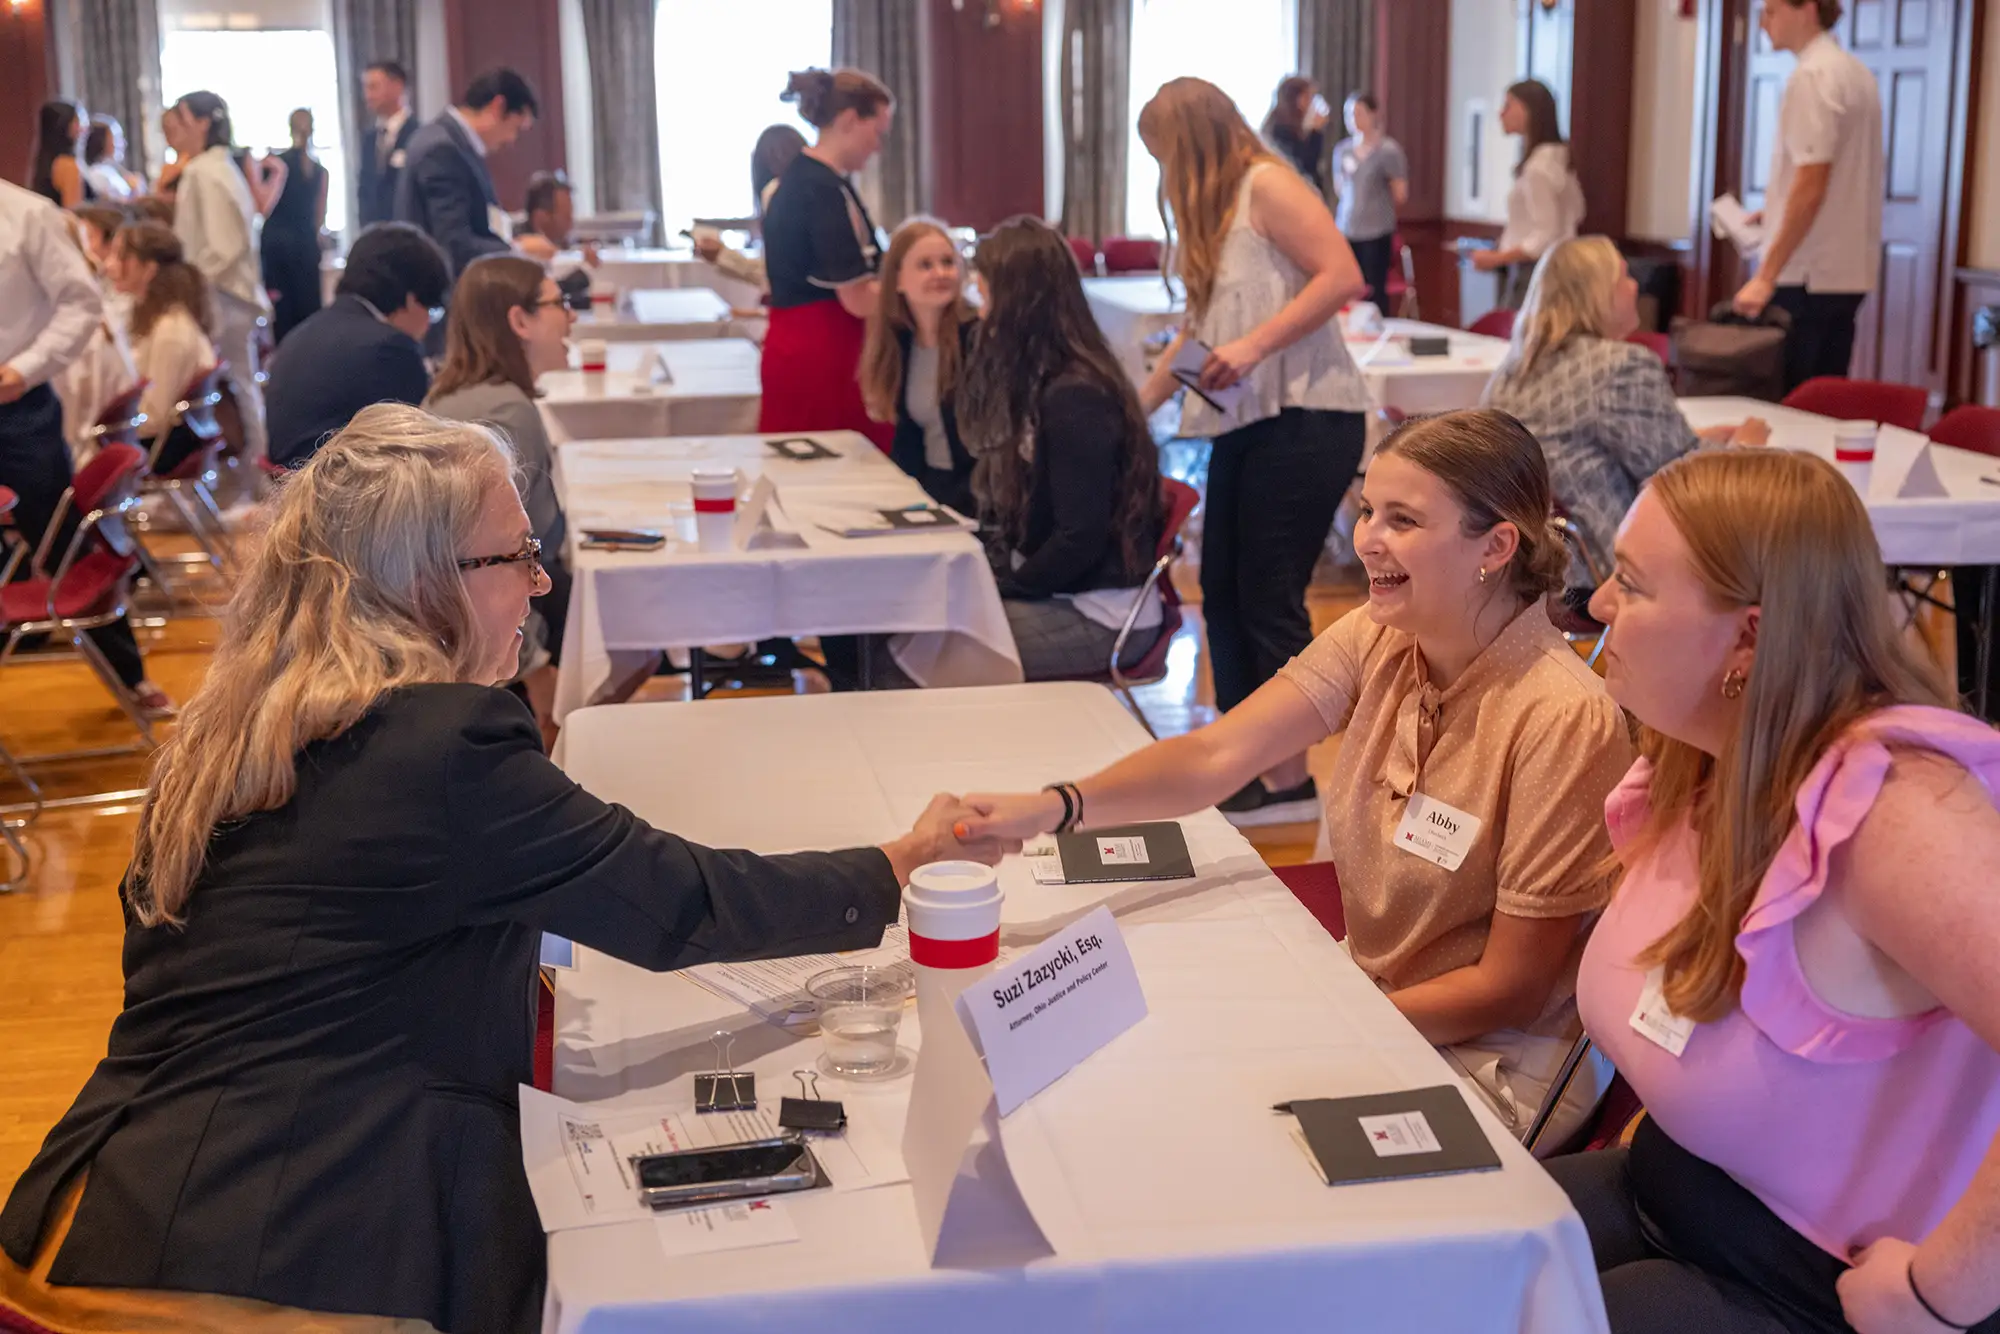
[0,177,168,713]
[1732,0,1883,391]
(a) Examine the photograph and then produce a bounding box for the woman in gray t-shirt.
[1329,93,1409,312]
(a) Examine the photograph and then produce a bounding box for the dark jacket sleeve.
[409,145,507,274]
[443,691,900,971]
[370,331,430,408]
[999,380,1122,598]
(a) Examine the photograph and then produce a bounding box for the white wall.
[1971,0,2000,269]
[558,0,595,208]
[1445,0,1518,224]
[1627,1,1698,242]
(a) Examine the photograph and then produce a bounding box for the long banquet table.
[539,340,764,442]
[542,684,1610,1334]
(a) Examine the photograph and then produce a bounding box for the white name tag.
[488,203,514,241]
[1629,966,1695,1057]
[1358,1110,1443,1157]
[1095,835,1148,866]
[1392,793,1483,872]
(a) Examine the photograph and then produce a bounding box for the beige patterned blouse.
[1276,602,1634,1036]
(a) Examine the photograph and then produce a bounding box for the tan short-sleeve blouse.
[1276,602,1634,1034]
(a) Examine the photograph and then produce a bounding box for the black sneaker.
[1217,776,1320,827]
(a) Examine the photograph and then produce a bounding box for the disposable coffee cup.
[689,467,739,552]
[1832,420,1877,495]
[578,338,608,375]
[904,861,1003,984]
[588,285,616,319]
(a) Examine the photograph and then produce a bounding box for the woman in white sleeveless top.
[1135,77,1371,825]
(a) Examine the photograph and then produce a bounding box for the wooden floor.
[0,561,1361,1191]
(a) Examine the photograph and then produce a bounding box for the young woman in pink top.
[1547,447,2000,1334]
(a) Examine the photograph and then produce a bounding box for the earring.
[1477,566,1488,584]
[1721,667,1746,700]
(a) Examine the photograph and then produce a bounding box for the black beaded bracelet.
[1909,1259,1976,1331]
[1042,782,1075,835]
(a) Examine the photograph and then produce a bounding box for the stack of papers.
[1709,194,1765,256]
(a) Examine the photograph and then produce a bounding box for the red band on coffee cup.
[582,360,607,372]
[692,497,735,514]
[909,929,1000,969]
[1835,446,1874,463]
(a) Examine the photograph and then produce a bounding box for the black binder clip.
[693,1031,756,1113]
[778,1070,847,1134]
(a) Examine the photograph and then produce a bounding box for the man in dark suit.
[394,67,542,276]
[264,222,450,467]
[356,60,417,227]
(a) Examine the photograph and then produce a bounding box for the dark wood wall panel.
[1379,0,1453,324]
[926,0,1042,230]
[1568,0,1635,242]
[440,0,566,212]
[0,1,54,189]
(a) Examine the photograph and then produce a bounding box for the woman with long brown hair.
[106,221,216,472]
[860,216,977,511]
[959,409,1634,1149]
[0,405,1008,1334]
[1259,74,1328,195]
[757,67,897,452]
[1134,75,1370,824]
[1550,448,2000,1334]
[1469,78,1585,309]
[958,216,1163,680]
[30,99,89,208]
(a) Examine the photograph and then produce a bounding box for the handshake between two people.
[878,792,1061,885]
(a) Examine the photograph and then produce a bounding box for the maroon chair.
[1626,331,1672,366]
[1067,235,1101,276]
[1782,376,1927,433]
[1100,236,1163,274]
[1272,861,1345,941]
[86,378,152,451]
[1468,308,1516,341]
[1048,477,1199,736]
[1383,233,1418,318]
[141,363,234,582]
[1929,405,2000,460]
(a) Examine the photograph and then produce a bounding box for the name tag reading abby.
[955,904,1147,1116]
[1392,793,1483,872]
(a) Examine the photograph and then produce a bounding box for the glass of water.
[807,964,913,1078]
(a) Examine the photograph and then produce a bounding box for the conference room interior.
[3,0,2000,1329]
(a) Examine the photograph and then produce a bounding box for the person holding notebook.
[959,409,1635,1152]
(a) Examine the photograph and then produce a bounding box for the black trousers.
[1953,564,1998,722]
[1348,233,1395,313]
[0,385,146,687]
[1768,286,1865,393]
[1201,408,1365,713]
[1548,1118,2000,1334]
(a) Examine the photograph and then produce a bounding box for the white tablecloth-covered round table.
[541,683,1611,1334]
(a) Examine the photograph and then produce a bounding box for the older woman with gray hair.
[0,404,1011,1333]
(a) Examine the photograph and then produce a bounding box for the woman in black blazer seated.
[959,217,1165,681]
[860,216,978,514]
[0,405,1010,1334]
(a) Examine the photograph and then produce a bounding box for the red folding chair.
[0,444,159,755]
[1100,236,1163,274]
[1272,860,1345,940]
[85,379,152,452]
[139,363,235,584]
[1067,235,1101,276]
[1929,405,2000,460]
[1047,478,1199,736]
[1384,233,1418,318]
[1782,376,1927,432]
[1469,308,1515,340]
[0,484,40,891]
[1626,331,1672,366]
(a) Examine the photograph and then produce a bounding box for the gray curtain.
[1057,0,1130,242]
[831,0,924,228]
[580,0,664,219]
[1298,0,1374,109]
[72,0,162,182]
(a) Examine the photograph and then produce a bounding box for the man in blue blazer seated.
[394,67,544,276]
[264,222,450,468]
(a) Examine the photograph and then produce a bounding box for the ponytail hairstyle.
[781,67,893,129]
[117,222,213,339]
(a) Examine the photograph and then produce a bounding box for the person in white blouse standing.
[1731,0,1883,392]
[1471,79,1586,310]
[164,90,272,464]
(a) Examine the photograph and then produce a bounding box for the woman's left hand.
[1200,338,1264,391]
[1838,1239,1960,1334]
[1470,249,1505,272]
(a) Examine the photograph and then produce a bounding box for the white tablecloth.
[1079,276,1507,422]
[551,432,1021,718]
[544,685,1609,1334]
[540,340,764,443]
[554,245,765,310]
[1677,398,2000,565]
[575,288,749,343]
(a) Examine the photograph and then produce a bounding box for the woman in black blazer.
[861,216,978,514]
[0,405,1008,1334]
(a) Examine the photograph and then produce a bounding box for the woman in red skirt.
[760,67,897,452]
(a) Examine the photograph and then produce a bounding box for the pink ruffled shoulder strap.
[1736,706,2000,1063]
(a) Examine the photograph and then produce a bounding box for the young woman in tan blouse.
[962,408,1636,1149]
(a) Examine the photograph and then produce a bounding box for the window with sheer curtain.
[158,3,350,228]
[652,0,832,230]
[1123,0,1299,239]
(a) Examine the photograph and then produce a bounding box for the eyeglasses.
[456,535,543,575]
